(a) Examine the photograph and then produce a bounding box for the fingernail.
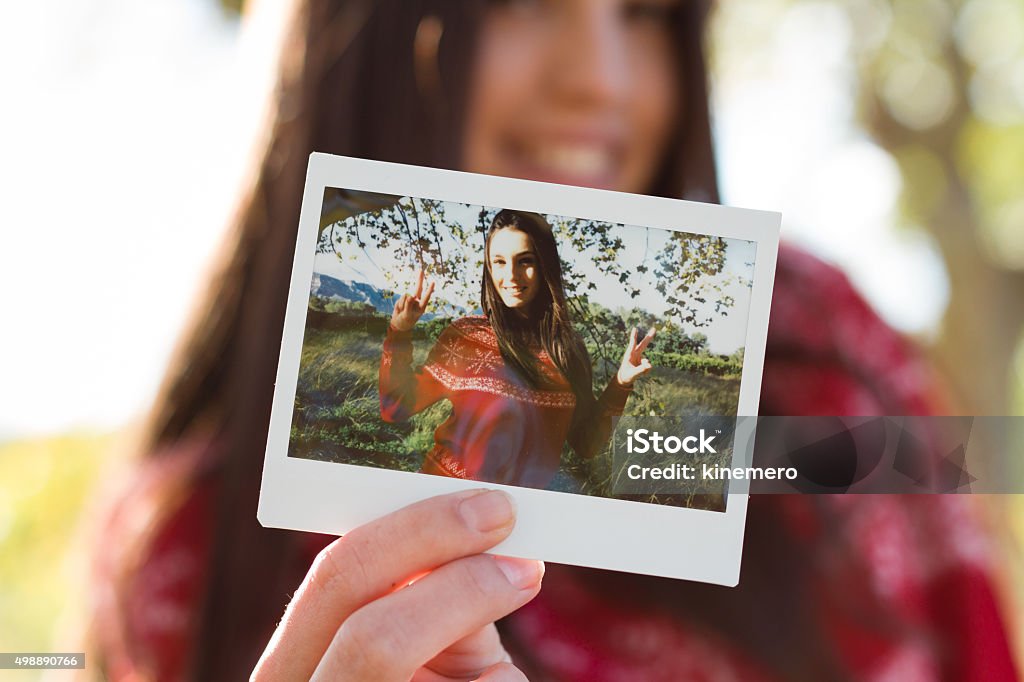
[458,490,515,533]
[494,557,544,590]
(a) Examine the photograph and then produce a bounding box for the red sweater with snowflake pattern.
[379,315,632,487]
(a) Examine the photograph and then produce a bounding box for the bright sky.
[0,0,251,439]
[0,0,947,438]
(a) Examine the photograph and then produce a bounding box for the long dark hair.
[96,1,869,681]
[481,210,595,414]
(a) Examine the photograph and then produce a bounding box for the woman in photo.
[379,209,654,487]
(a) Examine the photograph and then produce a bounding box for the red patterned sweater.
[379,316,633,487]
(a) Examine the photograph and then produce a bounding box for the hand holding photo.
[259,153,780,584]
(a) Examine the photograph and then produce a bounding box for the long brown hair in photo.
[481,210,596,422]
[102,1,891,680]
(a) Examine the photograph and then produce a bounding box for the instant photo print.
[258,153,780,585]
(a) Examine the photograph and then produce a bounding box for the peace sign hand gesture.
[617,327,656,386]
[391,268,435,332]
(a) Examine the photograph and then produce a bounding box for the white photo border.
[258,153,781,585]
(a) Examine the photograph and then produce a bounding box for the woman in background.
[92,1,1019,680]
[380,209,652,487]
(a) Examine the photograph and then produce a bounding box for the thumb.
[475,662,528,681]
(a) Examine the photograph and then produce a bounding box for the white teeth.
[534,144,613,177]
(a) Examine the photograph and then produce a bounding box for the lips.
[502,135,622,190]
[532,144,615,177]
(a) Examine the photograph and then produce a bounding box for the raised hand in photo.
[617,326,656,385]
[390,268,436,332]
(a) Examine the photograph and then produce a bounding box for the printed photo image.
[286,188,756,511]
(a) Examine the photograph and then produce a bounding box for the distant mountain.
[310,273,469,320]
[311,273,396,312]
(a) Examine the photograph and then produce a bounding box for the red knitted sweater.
[379,316,633,487]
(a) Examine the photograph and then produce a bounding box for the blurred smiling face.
[488,228,541,309]
[463,0,681,193]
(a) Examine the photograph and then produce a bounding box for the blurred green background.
[1,0,1023,675]
[0,435,117,654]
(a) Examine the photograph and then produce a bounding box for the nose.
[545,1,629,112]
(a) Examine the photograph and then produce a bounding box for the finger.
[638,358,653,374]
[628,326,638,350]
[635,328,656,354]
[394,295,408,316]
[476,662,530,682]
[254,490,517,681]
[414,625,507,681]
[421,280,436,309]
[315,556,544,681]
[414,268,424,299]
